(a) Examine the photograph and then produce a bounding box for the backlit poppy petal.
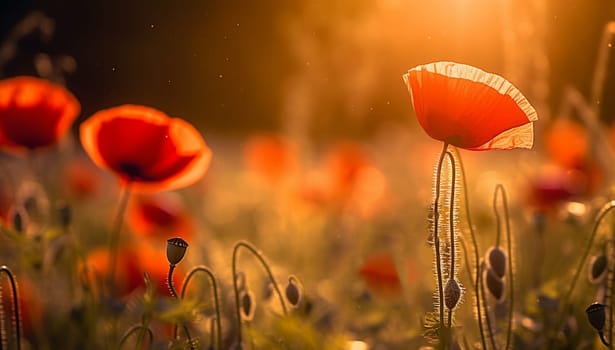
[403,61,537,150]
[0,76,80,152]
[80,105,211,192]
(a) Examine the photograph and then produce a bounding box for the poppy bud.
[240,289,256,321]
[166,237,188,265]
[588,255,608,284]
[485,267,505,303]
[444,279,462,310]
[486,246,506,279]
[11,208,26,233]
[586,303,606,332]
[285,276,303,307]
[57,201,72,228]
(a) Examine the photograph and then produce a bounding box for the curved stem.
[555,201,615,338]
[167,264,195,350]
[0,266,21,350]
[452,147,487,350]
[180,266,223,350]
[232,241,288,345]
[494,184,514,350]
[107,182,132,295]
[118,324,153,350]
[480,262,497,350]
[432,142,448,330]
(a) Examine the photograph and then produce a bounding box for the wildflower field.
[2,1,615,349]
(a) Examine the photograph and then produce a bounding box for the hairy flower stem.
[0,266,21,350]
[452,147,487,350]
[179,266,223,350]
[167,264,195,350]
[432,142,448,332]
[232,241,288,345]
[550,201,615,346]
[107,182,132,295]
[493,184,514,350]
[444,151,458,329]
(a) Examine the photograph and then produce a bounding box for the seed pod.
[586,303,606,331]
[240,288,256,321]
[486,246,506,279]
[166,237,188,265]
[588,254,608,284]
[444,279,462,310]
[285,276,302,307]
[485,267,505,303]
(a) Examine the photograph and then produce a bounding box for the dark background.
[1,0,615,141]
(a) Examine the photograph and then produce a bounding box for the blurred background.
[1,0,615,144]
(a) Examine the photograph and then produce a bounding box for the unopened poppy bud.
[285,275,302,307]
[57,201,72,228]
[11,208,26,233]
[487,246,506,278]
[588,255,608,284]
[166,237,188,265]
[240,289,256,321]
[444,279,462,310]
[586,303,606,332]
[485,267,505,303]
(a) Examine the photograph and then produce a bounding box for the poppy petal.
[0,76,80,151]
[80,105,211,192]
[403,61,537,150]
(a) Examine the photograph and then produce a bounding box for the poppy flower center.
[118,163,144,179]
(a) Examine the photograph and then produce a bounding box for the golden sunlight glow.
[346,340,369,350]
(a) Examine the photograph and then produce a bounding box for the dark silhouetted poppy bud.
[166,237,188,265]
[240,289,256,321]
[285,275,302,307]
[589,255,608,284]
[485,267,505,303]
[57,201,72,228]
[487,246,506,278]
[11,208,26,233]
[444,278,462,310]
[586,303,606,331]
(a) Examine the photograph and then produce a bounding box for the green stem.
[167,264,195,350]
[118,324,153,350]
[479,262,497,350]
[432,142,448,331]
[444,151,458,329]
[0,266,21,350]
[452,147,487,350]
[180,266,223,350]
[232,241,288,345]
[107,182,132,295]
[494,184,514,350]
[554,200,615,341]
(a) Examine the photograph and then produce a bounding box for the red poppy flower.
[0,76,80,152]
[403,62,538,150]
[83,245,180,296]
[80,105,211,192]
[128,192,193,240]
[357,252,420,297]
[545,119,588,169]
[243,133,297,184]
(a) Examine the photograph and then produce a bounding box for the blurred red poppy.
[0,76,80,152]
[128,192,193,241]
[358,252,402,297]
[545,119,588,169]
[64,158,102,199]
[80,105,211,192]
[84,245,180,297]
[403,62,538,150]
[243,133,297,184]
